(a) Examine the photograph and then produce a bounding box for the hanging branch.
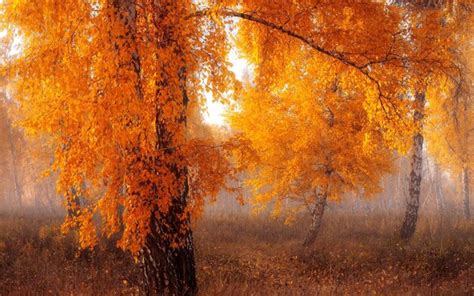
[188,8,410,117]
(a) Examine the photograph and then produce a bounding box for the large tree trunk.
[304,190,328,246]
[400,92,425,241]
[113,1,197,294]
[141,176,197,295]
[463,167,470,219]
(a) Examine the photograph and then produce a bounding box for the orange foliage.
[1,1,237,253]
[426,3,474,175]
[0,0,469,252]
[227,0,466,218]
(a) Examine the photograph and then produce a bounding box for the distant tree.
[426,2,473,219]
[228,1,414,245]
[0,98,24,209]
[230,64,394,245]
[228,0,465,243]
[389,0,470,240]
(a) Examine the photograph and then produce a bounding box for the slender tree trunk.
[397,157,403,210]
[400,92,425,241]
[43,181,58,215]
[433,163,445,214]
[6,118,22,208]
[433,163,446,233]
[463,167,470,219]
[304,190,328,246]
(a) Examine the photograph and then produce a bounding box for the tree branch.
[189,8,402,118]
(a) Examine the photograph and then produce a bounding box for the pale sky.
[203,49,248,127]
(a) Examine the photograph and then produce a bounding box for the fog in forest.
[0,113,472,294]
[0,114,469,219]
[0,0,473,295]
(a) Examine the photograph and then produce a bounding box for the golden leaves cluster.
[1,0,237,253]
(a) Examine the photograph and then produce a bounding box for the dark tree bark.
[389,0,451,9]
[303,190,328,247]
[400,92,425,241]
[141,175,197,296]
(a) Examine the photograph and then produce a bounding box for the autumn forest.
[0,0,473,295]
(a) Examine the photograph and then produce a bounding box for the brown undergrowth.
[0,212,472,295]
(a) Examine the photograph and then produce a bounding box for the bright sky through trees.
[203,49,247,126]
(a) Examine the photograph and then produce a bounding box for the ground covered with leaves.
[0,212,472,295]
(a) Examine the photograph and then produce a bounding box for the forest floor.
[0,211,472,295]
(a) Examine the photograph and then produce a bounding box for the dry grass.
[0,215,141,295]
[196,212,473,295]
[0,211,472,295]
